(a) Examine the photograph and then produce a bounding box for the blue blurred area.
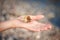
[50,1,60,27]
[33,0,60,27]
[40,0,60,27]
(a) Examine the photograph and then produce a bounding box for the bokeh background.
[0,0,60,40]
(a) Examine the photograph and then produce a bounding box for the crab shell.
[24,15,31,23]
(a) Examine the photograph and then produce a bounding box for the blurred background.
[0,0,60,40]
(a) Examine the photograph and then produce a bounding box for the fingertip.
[36,15,45,19]
[47,24,52,30]
[44,23,52,31]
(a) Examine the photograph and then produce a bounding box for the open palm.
[14,15,52,32]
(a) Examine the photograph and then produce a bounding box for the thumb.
[30,15,44,20]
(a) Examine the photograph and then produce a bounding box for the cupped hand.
[10,15,52,32]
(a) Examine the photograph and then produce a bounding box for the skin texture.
[0,15,52,32]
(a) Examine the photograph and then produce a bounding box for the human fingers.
[30,15,44,21]
[39,23,52,31]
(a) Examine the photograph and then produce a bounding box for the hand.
[0,15,52,32]
[11,15,52,32]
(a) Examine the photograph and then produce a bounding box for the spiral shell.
[24,15,31,23]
